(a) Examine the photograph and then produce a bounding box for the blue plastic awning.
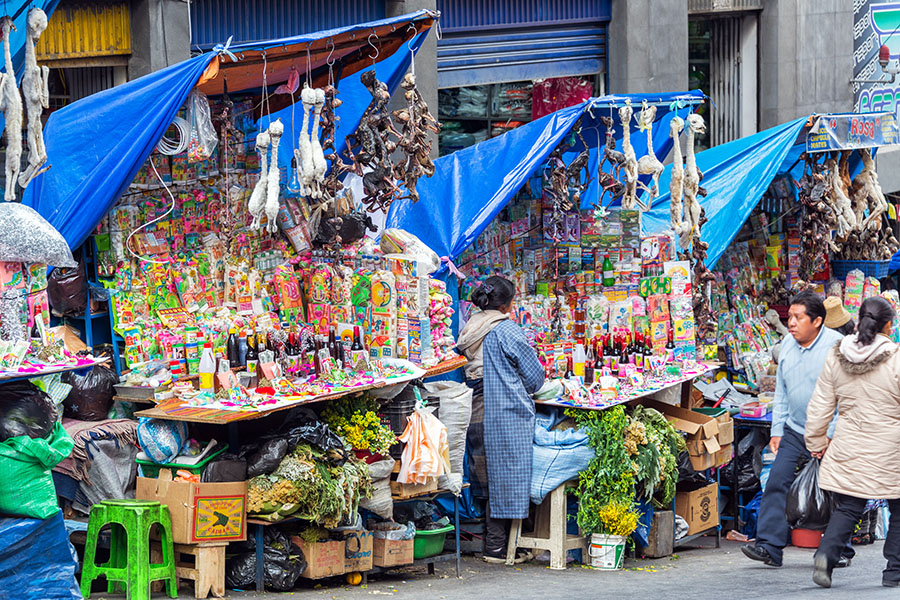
[22,10,435,251]
[642,117,808,266]
[386,90,706,263]
[22,53,217,250]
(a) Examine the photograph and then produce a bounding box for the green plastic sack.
[0,422,74,518]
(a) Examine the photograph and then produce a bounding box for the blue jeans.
[756,426,854,563]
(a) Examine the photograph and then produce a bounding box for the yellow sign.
[194,495,245,542]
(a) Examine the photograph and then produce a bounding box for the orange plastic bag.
[397,406,450,485]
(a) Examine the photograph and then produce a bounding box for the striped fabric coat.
[482,320,546,519]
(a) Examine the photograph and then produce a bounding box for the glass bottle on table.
[227,328,240,369]
[584,343,595,384]
[602,254,615,287]
[351,326,363,352]
[564,355,575,380]
[246,331,259,376]
[634,333,644,372]
[666,328,675,363]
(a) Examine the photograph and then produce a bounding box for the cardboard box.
[687,450,717,471]
[136,469,247,544]
[340,529,374,572]
[675,483,719,535]
[644,399,719,439]
[294,538,345,579]
[715,443,733,467]
[717,419,735,445]
[373,537,414,567]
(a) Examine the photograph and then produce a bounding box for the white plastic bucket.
[589,534,625,570]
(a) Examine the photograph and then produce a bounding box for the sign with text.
[854,1,900,115]
[806,113,900,152]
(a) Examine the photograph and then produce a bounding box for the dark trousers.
[818,494,900,583]
[757,427,854,563]
[484,503,510,556]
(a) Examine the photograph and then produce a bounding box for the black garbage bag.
[786,458,834,530]
[338,211,376,245]
[0,381,57,441]
[282,408,347,463]
[62,364,119,421]
[225,528,306,591]
[246,438,290,478]
[723,428,767,493]
[393,501,438,530]
[202,454,247,482]
[47,262,87,317]
[676,451,708,488]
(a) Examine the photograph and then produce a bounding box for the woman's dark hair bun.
[857,296,896,346]
[470,276,516,311]
[470,287,490,310]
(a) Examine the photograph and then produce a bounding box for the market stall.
[0,9,493,597]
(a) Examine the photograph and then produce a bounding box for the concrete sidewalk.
[209,539,900,600]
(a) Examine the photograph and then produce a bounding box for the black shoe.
[835,556,851,569]
[813,555,832,588]
[741,543,782,567]
[884,579,900,588]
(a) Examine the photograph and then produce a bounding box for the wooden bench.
[505,480,587,570]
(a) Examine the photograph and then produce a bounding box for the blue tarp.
[642,117,808,266]
[386,91,706,263]
[22,53,217,250]
[0,511,81,599]
[22,10,433,251]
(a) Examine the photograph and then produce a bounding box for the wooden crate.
[389,461,437,499]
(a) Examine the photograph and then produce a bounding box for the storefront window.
[438,76,600,156]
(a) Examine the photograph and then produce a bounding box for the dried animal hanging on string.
[0,16,23,201]
[19,8,50,188]
[392,72,441,203]
[635,101,664,205]
[798,152,838,280]
[343,71,401,212]
[596,116,625,206]
[618,104,640,210]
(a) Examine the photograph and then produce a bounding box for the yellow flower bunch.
[596,500,641,538]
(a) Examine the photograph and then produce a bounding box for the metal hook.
[407,22,417,52]
[326,38,335,66]
[368,32,379,60]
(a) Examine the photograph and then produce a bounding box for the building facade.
[39,1,894,187]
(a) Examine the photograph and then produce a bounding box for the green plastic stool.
[80,499,178,599]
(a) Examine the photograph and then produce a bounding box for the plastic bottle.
[199,343,215,392]
[573,343,586,378]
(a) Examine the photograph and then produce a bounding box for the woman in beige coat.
[806,296,900,589]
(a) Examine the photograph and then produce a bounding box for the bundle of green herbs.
[627,405,685,508]
[247,442,372,528]
[566,406,640,537]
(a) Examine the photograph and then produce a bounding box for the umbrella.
[0,203,76,267]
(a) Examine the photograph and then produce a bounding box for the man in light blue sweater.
[742,291,843,567]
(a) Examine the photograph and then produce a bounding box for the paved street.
[144,539,900,600]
